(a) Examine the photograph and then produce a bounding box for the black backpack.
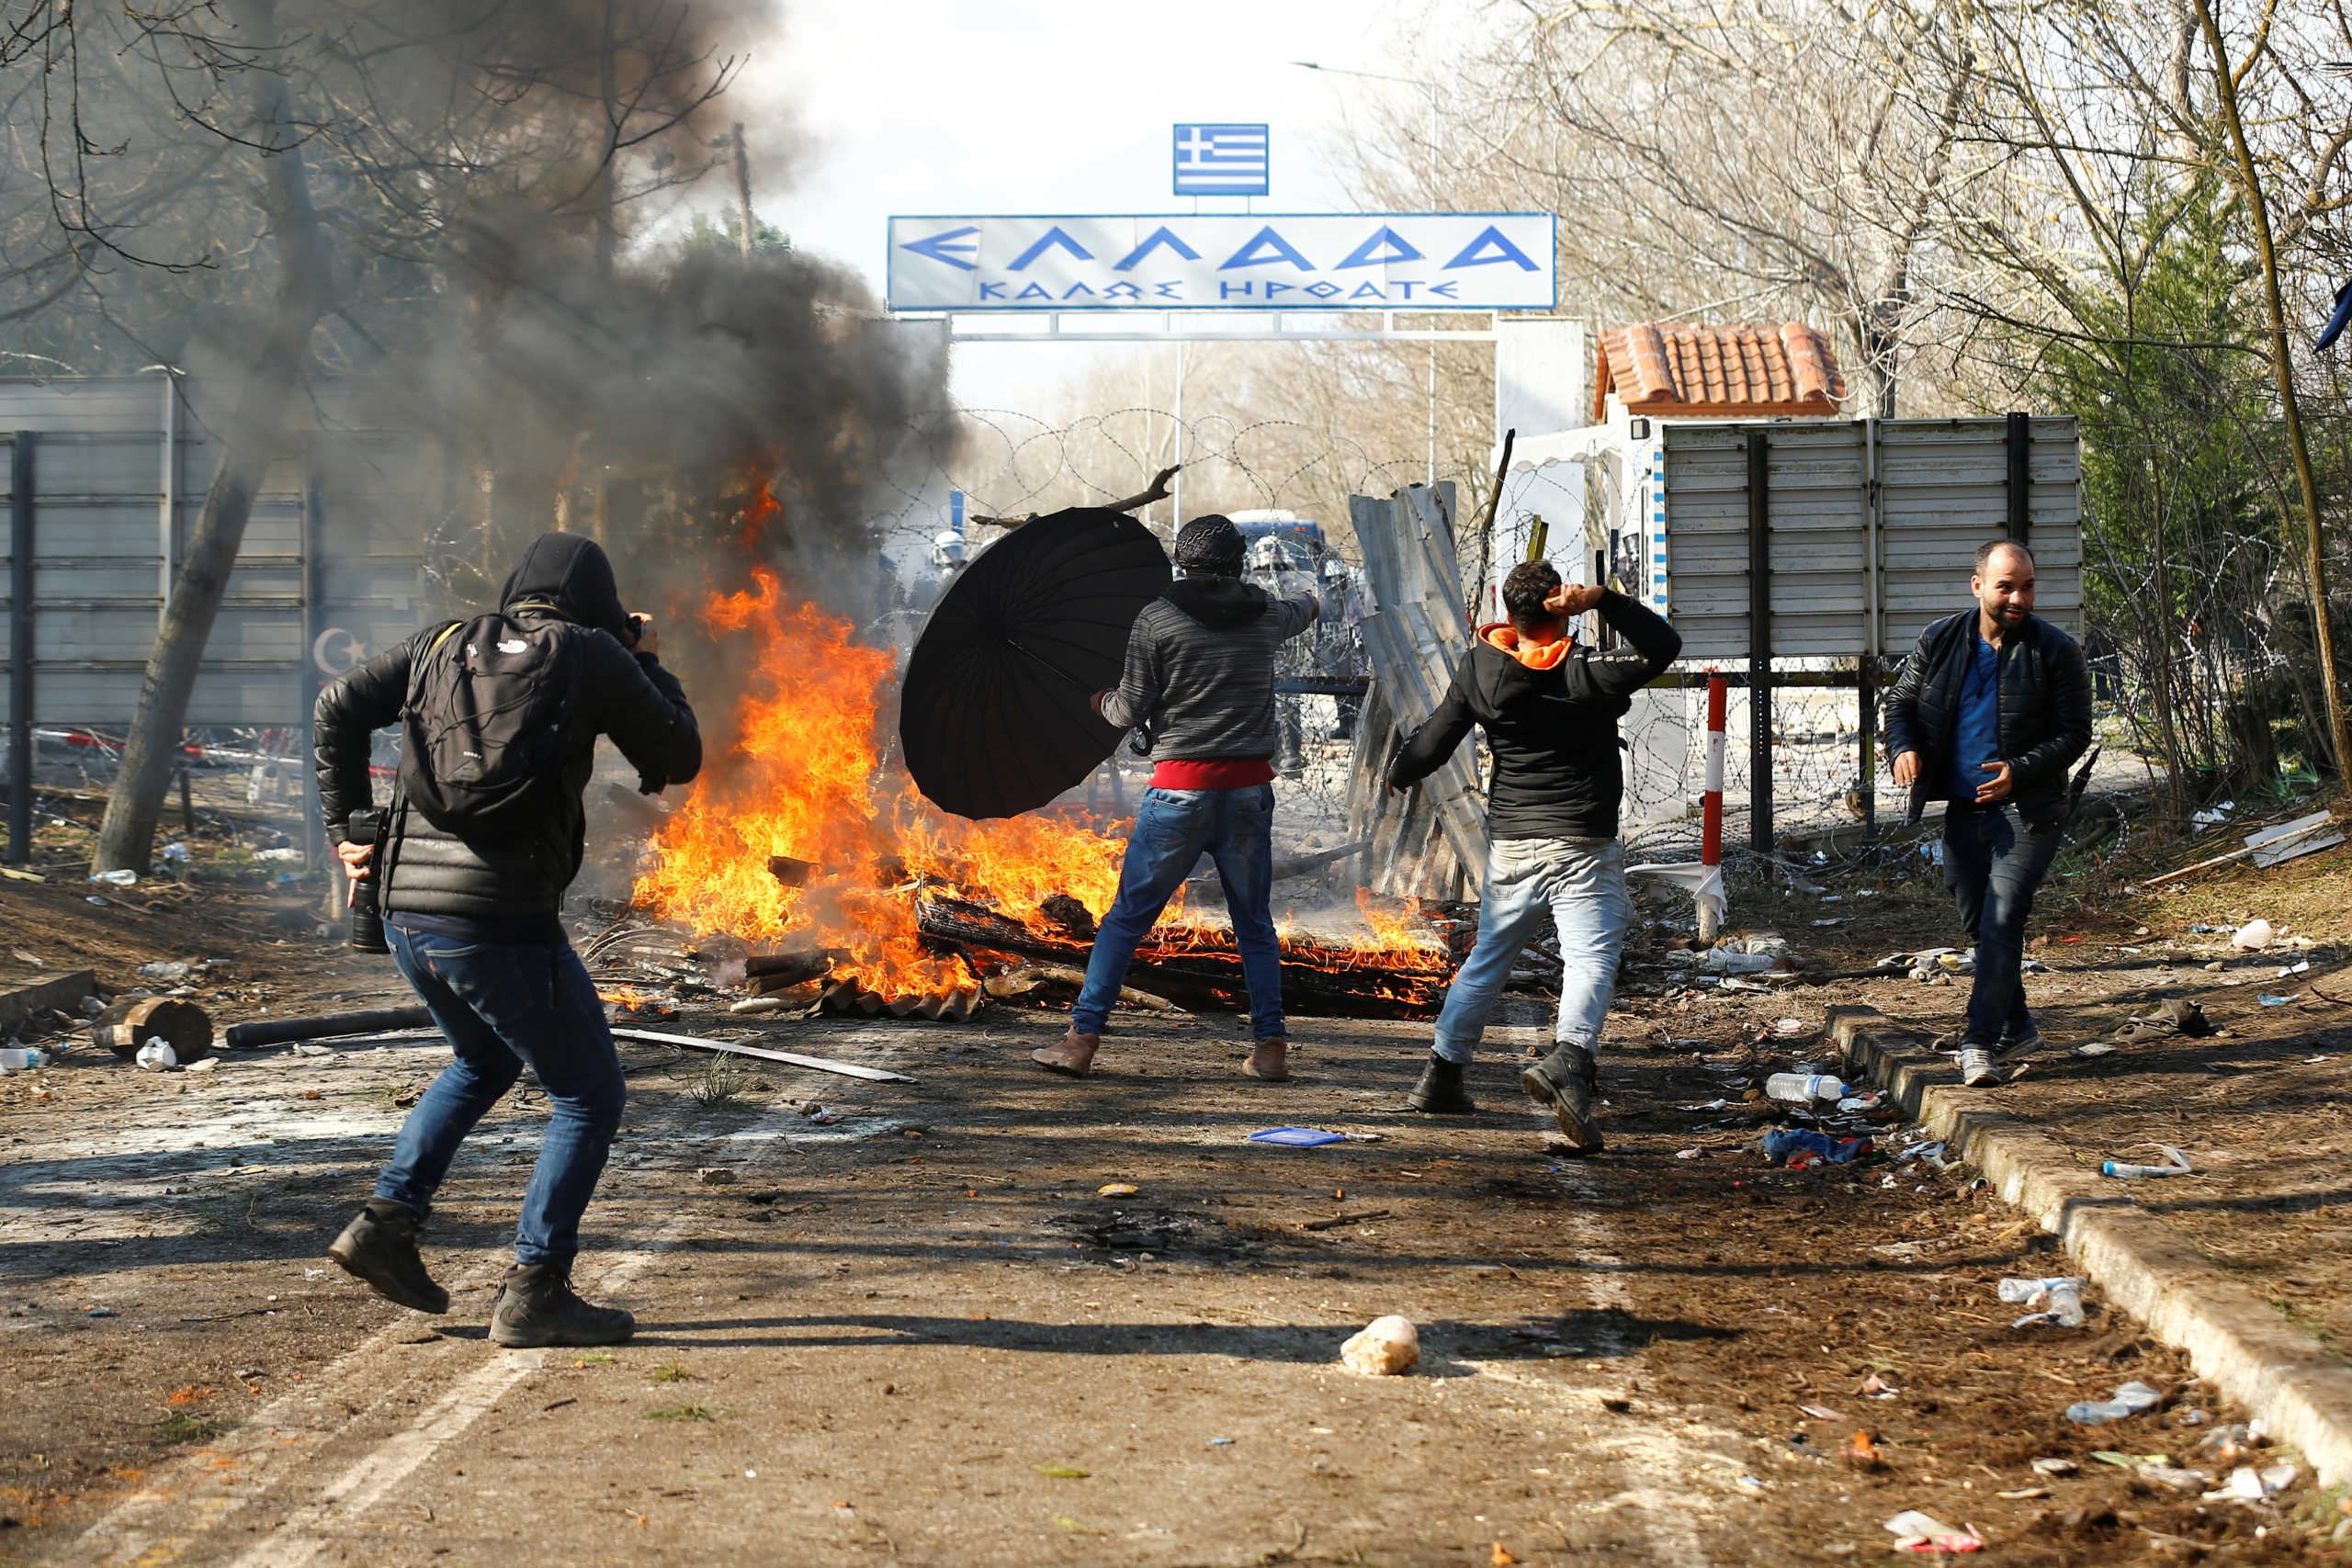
[398,611,578,831]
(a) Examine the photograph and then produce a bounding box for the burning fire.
[632,567,1447,1002]
[633,568,1132,991]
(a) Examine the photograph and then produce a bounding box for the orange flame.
[633,568,1131,992]
[632,568,1442,1001]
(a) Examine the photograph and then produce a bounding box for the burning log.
[741,949,842,995]
[914,894,1448,1019]
[767,854,820,888]
[1036,893,1097,942]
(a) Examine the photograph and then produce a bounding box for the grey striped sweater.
[1102,576,1317,761]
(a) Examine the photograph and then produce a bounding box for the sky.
[732,0,1431,412]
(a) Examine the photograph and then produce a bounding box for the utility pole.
[731,121,754,261]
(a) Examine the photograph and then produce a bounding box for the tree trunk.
[93,0,331,874]
[2193,0,2352,778]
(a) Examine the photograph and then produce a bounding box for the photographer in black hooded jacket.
[313,533,699,1346]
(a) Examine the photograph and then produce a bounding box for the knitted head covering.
[1173,513,1246,576]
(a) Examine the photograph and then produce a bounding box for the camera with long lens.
[345,808,390,953]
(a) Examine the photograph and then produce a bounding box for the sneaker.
[1402,1054,1476,1115]
[489,1264,635,1348]
[327,1199,448,1314]
[1996,1030,2043,1065]
[1958,1045,1999,1088]
[1521,1042,1604,1152]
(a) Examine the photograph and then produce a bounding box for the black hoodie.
[1388,591,1681,841]
[313,533,701,931]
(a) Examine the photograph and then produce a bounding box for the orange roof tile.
[1590,321,1847,422]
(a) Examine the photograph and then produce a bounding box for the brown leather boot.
[1243,1038,1291,1080]
[1031,1031,1099,1076]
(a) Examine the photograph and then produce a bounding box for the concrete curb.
[0,968,95,1038]
[1830,1003,2352,1490]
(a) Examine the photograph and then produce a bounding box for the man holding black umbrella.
[1032,514,1319,1081]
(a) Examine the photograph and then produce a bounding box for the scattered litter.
[185,1055,220,1074]
[1996,1487,2051,1500]
[1208,1437,1234,1447]
[161,841,190,863]
[1763,1071,1845,1103]
[1795,1403,1847,1421]
[1303,1209,1391,1231]
[254,847,301,863]
[2232,919,2276,951]
[1097,1183,1138,1198]
[135,1041,178,1072]
[2258,994,2298,1007]
[1248,1127,1345,1147]
[2072,1043,2117,1058]
[1845,1430,1888,1472]
[1735,1473,1766,1493]
[2100,1145,2192,1180]
[137,960,191,981]
[1860,1372,1899,1399]
[1339,1314,1419,1376]
[2110,998,2215,1044]
[86,1305,116,1318]
[2191,804,2235,826]
[1761,1128,1872,1166]
[1675,1147,1702,1160]
[2030,1457,2078,1476]
[695,1168,737,1186]
[1998,1276,2087,1328]
[1884,1511,1982,1553]
[2065,1380,2165,1425]
[2277,960,2312,978]
[1770,1017,1811,1038]
[2247,810,2341,868]
[1810,918,1845,928]
[88,868,137,886]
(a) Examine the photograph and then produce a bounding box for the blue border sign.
[888,213,1557,312]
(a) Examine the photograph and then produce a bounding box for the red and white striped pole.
[1700,671,1728,942]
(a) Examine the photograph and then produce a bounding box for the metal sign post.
[6,432,29,865]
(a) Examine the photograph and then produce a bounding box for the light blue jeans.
[1072,784,1285,1041]
[1433,836,1633,1064]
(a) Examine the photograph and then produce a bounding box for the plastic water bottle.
[1998,1275,2087,1327]
[0,1047,49,1074]
[1765,1072,1846,1103]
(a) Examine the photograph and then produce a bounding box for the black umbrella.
[900,506,1172,820]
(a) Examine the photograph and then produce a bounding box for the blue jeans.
[1072,784,1285,1041]
[1434,837,1633,1064]
[1942,805,2063,1045]
[377,926,627,1270]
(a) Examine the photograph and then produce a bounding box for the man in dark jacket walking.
[1884,539,2091,1088]
[1032,514,1318,1081]
[1387,561,1681,1150]
[314,533,700,1345]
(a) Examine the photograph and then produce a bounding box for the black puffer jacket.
[313,534,701,924]
[1388,592,1681,840]
[1883,610,2092,829]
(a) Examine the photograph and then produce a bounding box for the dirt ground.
[5,784,2351,1567]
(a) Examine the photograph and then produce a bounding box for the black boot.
[327,1198,449,1314]
[1402,1054,1476,1115]
[489,1264,635,1348]
[1521,1042,1604,1152]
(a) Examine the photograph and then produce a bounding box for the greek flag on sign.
[1173,124,1270,196]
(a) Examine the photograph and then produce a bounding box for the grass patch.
[574,1352,618,1368]
[642,1404,722,1423]
[650,1361,696,1383]
[1035,1464,1090,1478]
[152,1411,222,1445]
[689,1059,751,1111]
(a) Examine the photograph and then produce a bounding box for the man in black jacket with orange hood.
[1387,560,1681,1150]
[313,533,700,1346]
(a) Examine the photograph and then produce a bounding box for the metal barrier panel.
[0,376,438,728]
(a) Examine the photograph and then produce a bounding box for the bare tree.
[0,0,744,871]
